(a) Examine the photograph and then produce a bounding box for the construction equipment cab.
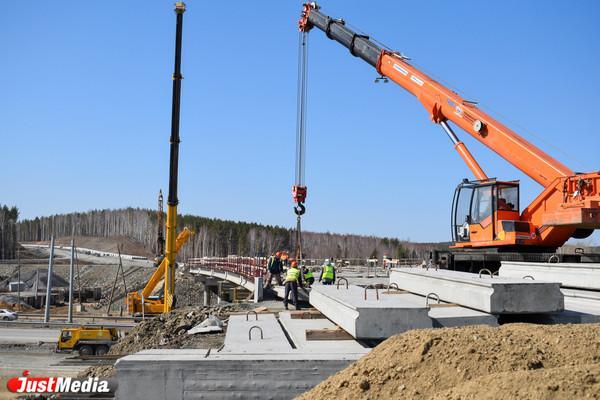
[56,327,120,356]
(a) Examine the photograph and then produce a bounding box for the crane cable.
[293,31,309,263]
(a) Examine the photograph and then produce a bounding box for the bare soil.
[298,323,600,400]
[80,305,245,378]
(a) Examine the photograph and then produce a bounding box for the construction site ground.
[299,323,600,400]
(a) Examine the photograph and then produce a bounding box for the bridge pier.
[254,276,263,303]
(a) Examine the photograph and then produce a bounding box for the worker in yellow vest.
[319,259,336,285]
[283,261,303,310]
[302,266,314,287]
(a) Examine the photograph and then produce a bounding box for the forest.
[16,208,444,260]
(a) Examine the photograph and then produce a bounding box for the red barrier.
[187,257,268,280]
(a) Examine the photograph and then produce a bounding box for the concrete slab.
[562,288,600,301]
[428,305,498,328]
[223,313,291,353]
[500,261,600,290]
[309,285,432,339]
[390,268,563,314]
[115,351,360,400]
[278,311,370,354]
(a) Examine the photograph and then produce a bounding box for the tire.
[95,345,109,356]
[2,317,8,321]
[78,345,94,356]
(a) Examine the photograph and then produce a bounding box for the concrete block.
[115,351,359,400]
[500,261,600,290]
[390,268,563,314]
[309,285,432,339]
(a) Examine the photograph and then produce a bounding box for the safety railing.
[187,256,267,280]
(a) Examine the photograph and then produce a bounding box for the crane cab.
[451,179,532,248]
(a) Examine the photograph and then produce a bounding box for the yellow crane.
[126,2,190,315]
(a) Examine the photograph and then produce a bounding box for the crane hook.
[294,203,306,216]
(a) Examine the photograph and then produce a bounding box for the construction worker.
[302,266,314,287]
[264,252,283,289]
[319,259,336,285]
[283,260,303,310]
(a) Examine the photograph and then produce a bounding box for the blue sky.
[1,1,599,243]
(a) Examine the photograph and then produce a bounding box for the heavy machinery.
[56,326,120,356]
[126,2,191,314]
[297,3,600,270]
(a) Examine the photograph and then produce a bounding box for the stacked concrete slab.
[116,312,370,400]
[389,268,564,314]
[499,261,600,290]
[499,262,600,323]
[309,285,433,339]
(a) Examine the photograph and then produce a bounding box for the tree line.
[0,205,19,260]
[17,208,444,260]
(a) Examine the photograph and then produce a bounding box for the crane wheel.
[78,345,94,357]
[95,345,109,356]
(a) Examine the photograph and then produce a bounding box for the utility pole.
[67,238,75,323]
[17,249,21,312]
[44,236,55,323]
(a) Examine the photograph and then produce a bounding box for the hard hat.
[324,259,330,264]
[276,252,281,257]
[291,261,298,268]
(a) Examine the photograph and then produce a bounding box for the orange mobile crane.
[298,3,600,270]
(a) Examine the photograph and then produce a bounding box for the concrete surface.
[223,313,291,353]
[390,268,564,314]
[115,350,361,400]
[499,261,600,290]
[0,327,60,344]
[278,311,370,354]
[309,285,432,339]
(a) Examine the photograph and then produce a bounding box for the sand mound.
[298,323,600,400]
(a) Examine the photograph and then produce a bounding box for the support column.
[254,276,263,303]
[203,287,209,306]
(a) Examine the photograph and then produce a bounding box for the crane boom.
[300,3,572,187]
[298,2,600,254]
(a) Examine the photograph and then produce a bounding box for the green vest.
[285,267,300,282]
[323,265,334,280]
[304,270,314,280]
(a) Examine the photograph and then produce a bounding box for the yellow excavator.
[126,2,191,316]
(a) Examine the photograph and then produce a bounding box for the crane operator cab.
[451,179,527,248]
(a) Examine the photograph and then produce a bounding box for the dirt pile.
[298,323,600,400]
[111,306,239,354]
[81,305,242,378]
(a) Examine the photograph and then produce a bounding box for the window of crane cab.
[497,184,519,212]
[471,185,492,224]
